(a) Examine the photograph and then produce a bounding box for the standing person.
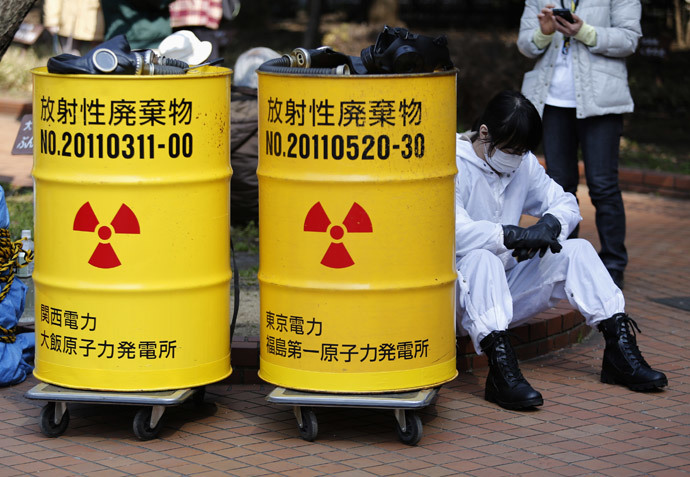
[454,90,666,411]
[517,1,641,289]
[168,0,240,59]
[101,0,174,50]
[43,0,105,55]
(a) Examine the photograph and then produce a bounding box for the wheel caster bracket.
[54,401,67,426]
[150,405,165,428]
[293,406,303,428]
[394,408,407,432]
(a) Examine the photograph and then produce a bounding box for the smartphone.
[552,8,575,23]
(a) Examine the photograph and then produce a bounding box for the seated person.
[454,90,667,410]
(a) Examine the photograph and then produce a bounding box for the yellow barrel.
[31,66,232,391]
[257,71,458,393]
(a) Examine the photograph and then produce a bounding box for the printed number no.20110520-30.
[265,132,425,160]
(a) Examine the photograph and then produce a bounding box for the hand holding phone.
[552,8,575,23]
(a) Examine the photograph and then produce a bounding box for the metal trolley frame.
[266,386,439,446]
[25,382,205,440]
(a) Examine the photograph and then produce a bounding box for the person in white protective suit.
[455,90,667,411]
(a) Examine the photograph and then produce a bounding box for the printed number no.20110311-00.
[265,132,425,160]
[39,130,193,160]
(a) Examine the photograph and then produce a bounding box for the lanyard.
[561,0,578,11]
[561,0,579,55]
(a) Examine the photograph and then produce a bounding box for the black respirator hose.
[258,65,346,75]
[258,56,292,70]
[148,64,186,75]
[158,57,189,69]
[257,56,348,75]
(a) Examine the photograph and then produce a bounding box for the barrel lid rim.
[256,68,458,78]
[31,65,232,78]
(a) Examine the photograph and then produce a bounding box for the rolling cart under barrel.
[266,386,438,446]
[25,382,206,440]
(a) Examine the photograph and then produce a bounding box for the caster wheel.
[396,411,422,446]
[192,387,206,407]
[39,402,69,438]
[297,407,318,442]
[133,407,164,441]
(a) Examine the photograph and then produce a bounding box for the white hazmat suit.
[454,133,625,352]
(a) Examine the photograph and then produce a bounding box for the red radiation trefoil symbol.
[73,202,140,269]
[304,202,373,269]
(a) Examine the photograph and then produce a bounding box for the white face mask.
[484,144,524,174]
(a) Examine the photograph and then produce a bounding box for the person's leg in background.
[542,105,581,238]
[577,113,627,288]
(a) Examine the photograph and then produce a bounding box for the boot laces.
[494,332,525,382]
[616,314,650,368]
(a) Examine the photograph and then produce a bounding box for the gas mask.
[47,35,190,75]
[258,26,455,76]
[359,26,453,74]
[484,144,525,174]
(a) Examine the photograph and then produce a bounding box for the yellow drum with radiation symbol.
[31,66,232,391]
[257,71,458,393]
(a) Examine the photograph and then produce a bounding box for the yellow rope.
[0,325,17,344]
[0,228,33,343]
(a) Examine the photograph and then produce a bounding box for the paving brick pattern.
[1,111,689,475]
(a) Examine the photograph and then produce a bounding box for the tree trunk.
[673,0,687,48]
[303,0,322,49]
[0,0,38,61]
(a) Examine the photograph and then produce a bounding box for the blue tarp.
[0,186,33,386]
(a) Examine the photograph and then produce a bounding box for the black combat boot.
[480,331,543,410]
[598,313,668,391]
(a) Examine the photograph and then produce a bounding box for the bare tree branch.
[0,0,39,60]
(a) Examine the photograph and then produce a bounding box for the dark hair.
[474,90,542,155]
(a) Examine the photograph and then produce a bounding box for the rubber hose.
[257,65,344,75]
[152,65,186,75]
[258,56,292,71]
[159,57,189,69]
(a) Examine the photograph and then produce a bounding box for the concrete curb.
[536,157,690,200]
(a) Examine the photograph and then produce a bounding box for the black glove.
[503,213,563,262]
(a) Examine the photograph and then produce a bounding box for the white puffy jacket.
[517,0,641,119]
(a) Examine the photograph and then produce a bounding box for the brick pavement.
[0,108,689,475]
